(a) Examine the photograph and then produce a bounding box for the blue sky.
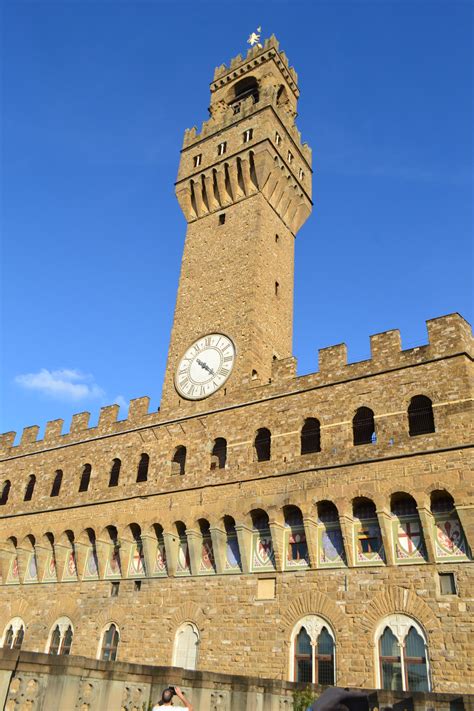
[1,0,472,439]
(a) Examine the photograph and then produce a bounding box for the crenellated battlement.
[212,35,298,92]
[1,313,471,460]
[181,35,311,164]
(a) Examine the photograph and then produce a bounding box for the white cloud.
[113,395,129,413]
[14,368,105,402]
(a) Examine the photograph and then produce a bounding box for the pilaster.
[209,526,227,574]
[303,517,319,568]
[376,510,395,566]
[235,524,253,574]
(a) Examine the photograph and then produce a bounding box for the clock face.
[175,333,236,400]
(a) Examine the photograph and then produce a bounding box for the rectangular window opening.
[288,151,293,164]
[275,234,279,243]
[275,281,280,296]
[439,572,456,595]
[299,168,305,180]
[134,580,142,592]
[219,213,226,225]
[243,128,253,143]
[218,142,227,156]
[110,582,120,597]
[193,154,202,168]
[275,132,281,145]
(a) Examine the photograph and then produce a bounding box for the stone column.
[163,531,179,577]
[209,526,227,574]
[303,517,319,568]
[339,514,355,568]
[417,507,437,563]
[268,520,285,571]
[235,523,253,574]
[185,529,202,576]
[376,509,395,566]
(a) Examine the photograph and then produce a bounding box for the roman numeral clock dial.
[175,333,236,400]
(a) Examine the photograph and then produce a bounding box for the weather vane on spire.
[247,27,263,49]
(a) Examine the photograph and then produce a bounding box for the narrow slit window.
[243,128,253,143]
[287,151,293,164]
[275,281,279,296]
[218,142,227,156]
[193,154,202,168]
[219,213,226,225]
[275,132,281,145]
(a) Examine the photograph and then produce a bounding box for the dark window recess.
[353,407,376,445]
[134,580,142,592]
[24,475,36,502]
[79,464,91,492]
[136,453,149,482]
[219,213,226,225]
[301,418,321,454]
[0,480,11,505]
[111,582,120,598]
[255,428,271,462]
[408,395,435,436]
[439,572,456,595]
[172,446,186,475]
[50,470,63,497]
[211,438,227,470]
[275,281,279,296]
[109,458,121,487]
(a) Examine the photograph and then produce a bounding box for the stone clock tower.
[161,35,312,412]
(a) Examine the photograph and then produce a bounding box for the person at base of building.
[152,685,193,709]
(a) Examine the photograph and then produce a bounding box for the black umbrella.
[309,687,370,711]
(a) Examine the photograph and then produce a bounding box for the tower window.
[287,151,293,164]
[275,281,279,296]
[408,395,435,436]
[136,453,149,483]
[439,572,457,595]
[79,464,92,493]
[110,582,120,597]
[353,407,376,445]
[243,128,253,143]
[24,475,36,502]
[275,132,281,146]
[275,234,279,243]
[254,428,271,462]
[219,213,226,225]
[299,168,305,180]
[218,142,227,156]
[193,154,202,168]
[172,446,186,475]
[50,469,63,497]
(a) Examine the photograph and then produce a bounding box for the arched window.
[254,428,271,462]
[353,407,376,445]
[109,458,121,487]
[175,521,190,575]
[291,616,335,685]
[301,418,321,454]
[391,493,426,563]
[352,497,384,564]
[50,470,63,497]
[172,446,186,475]
[198,519,215,573]
[408,395,435,436]
[47,617,74,655]
[376,615,430,692]
[317,501,346,567]
[231,76,259,106]
[210,438,227,470]
[251,509,275,571]
[136,453,149,482]
[24,474,36,502]
[79,463,91,492]
[173,622,199,670]
[1,480,11,505]
[223,515,241,571]
[430,490,469,560]
[284,506,309,568]
[99,623,120,661]
[1,618,25,650]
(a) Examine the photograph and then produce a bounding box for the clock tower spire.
[161,35,312,412]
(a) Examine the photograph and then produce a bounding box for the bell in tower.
[161,35,312,413]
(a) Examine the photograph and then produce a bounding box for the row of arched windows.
[1,612,430,692]
[2,490,468,589]
[0,396,436,507]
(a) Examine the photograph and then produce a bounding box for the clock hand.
[196,357,215,376]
